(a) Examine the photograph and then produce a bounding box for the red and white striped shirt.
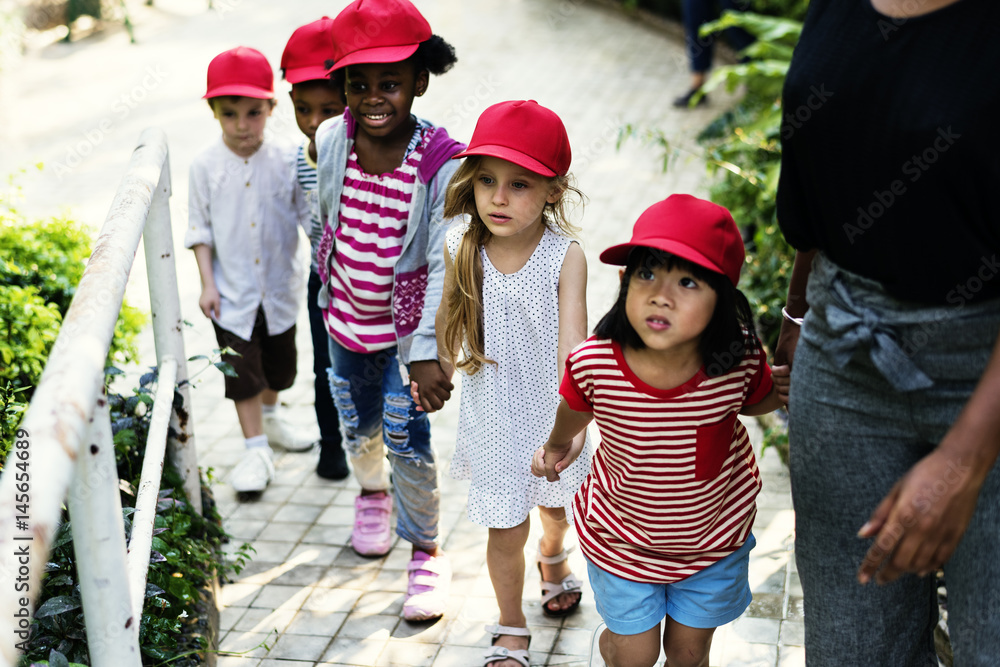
[562,336,772,583]
[324,128,426,352]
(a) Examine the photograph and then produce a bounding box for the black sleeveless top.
[776,0,1000,305]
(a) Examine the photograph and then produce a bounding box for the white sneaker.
[230,447,275,493]
[263,413,316,452]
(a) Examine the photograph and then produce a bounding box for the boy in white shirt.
[185,46,310,493]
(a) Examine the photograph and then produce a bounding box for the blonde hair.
[442,155,583,374]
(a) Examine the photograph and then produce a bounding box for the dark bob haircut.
[594,247,760,377]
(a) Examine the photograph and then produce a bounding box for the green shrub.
[696,10,802,351]
[0,171,146,469]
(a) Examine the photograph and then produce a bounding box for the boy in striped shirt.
[281,17,349,480]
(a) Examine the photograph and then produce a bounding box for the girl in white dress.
[413,100,592,667]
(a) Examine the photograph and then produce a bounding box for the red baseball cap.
[204,46,274,99]
[282,17,337,84]
[452,100,571,177]
[600,194,746,286]
[327,0,432,72]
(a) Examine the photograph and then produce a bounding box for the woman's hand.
[857,442,985,585]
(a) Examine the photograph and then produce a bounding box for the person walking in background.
[186,46,313,495]
[535,195,787,667]
[416,100,591,667]
[674,0,754,108]
[774,0,1000,664]
[315,0,465,622]
[281,17,350,481]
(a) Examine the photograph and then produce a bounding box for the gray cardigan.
[315,112,466,365]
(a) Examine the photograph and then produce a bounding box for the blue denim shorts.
[586,534,755,635]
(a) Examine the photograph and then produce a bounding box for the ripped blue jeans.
[327,340,439,550]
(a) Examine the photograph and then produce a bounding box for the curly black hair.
[409,34,457,75]
[324,34,456,83]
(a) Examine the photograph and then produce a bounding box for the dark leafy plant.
[18,369,250,666]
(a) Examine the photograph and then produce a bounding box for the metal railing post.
[0,128,171,666]
[142,148,201,514]
[125,356,178,618]
[67,396,141,666]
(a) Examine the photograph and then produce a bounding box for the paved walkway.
[2,0,801,665]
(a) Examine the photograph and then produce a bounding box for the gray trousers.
[789,253,1000,666]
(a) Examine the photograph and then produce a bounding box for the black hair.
[323,33,456,83]
[409,34,457,75]
[594,247,760,377]
[288,77,347,104]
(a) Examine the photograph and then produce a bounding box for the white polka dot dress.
[448,224,593,529]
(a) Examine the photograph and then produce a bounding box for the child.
[314,0,465,622]
[186,46,313,494]
[427,99,594,667]
[533,195,788,667]
[281,18,350,480]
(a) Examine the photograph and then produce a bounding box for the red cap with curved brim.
[204,46,274,99]
[282,17,337,84]
[452,100,571,177]
[327,0,431,72]
[600,194,745,286]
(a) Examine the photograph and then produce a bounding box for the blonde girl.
[414,100,592,667]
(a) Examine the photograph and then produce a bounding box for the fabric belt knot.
[823,280,934,392]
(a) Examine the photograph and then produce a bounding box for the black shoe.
[672,88,707,109]
[317,440,350,480]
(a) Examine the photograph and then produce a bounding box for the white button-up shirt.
[185,137,307,340]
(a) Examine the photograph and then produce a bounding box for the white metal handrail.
[0,127,200,666]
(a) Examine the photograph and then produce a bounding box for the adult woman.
[775,0,1000,664]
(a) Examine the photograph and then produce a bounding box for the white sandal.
[537,542,583,617]
[483,623,531,667]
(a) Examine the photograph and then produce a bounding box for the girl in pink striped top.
[533,195,789,667]
[314,0,466,624]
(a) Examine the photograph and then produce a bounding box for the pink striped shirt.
[562,336,772,583]
[325,130,426,351]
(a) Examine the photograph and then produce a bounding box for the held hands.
[408,359,454,413]
[856,444,985,586]
[199,285,221,320]
[771,364,791,406]
[531,436,583,482]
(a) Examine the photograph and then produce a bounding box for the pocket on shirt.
[694,411,738,481]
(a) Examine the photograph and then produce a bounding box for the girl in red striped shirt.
[534,195,788,667]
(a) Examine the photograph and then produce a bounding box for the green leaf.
[213,361,238,377]
[34,596,81,618]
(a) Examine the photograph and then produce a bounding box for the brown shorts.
[212,308,297,401]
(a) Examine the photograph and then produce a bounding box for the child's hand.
[199,285,221,320]
[410,381,428,413]
[408,360,454,412]
[536,436,583,482]
[772,364,791,406]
